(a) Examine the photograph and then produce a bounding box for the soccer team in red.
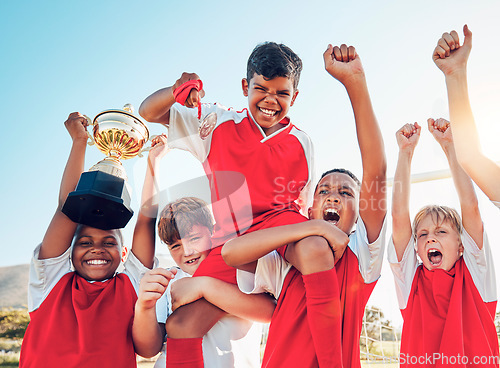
[19,25,500,367]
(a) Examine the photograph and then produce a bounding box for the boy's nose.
[263,93,278,103]
[183,246,195,257]
[90,245,105,253]
[327,195,340,203]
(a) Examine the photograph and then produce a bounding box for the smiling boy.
[132,197,273,368]
[388,119,498,367]
[139,42,316,367]
[19,113,154,368]
[139,43,312,256]
[241,73,299,135]
[165,223,212,273]
[70,225,124,280]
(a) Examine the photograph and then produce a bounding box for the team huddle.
[19,25,500,367]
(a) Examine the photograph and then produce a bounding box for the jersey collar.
[246,109,292,142]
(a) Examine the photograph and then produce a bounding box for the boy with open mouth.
[222,42,387,368]
[388,118,498,367]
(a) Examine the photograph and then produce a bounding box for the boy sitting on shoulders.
[222,42,387,368]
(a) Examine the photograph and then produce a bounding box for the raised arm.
[132,268,177,358]
[169,277,276,323]
[39,113,88,259]
[130,135,169,268]
[323,44,387,242]
[392,123,421,261]
[222,219,348,272]
[139,72,204,126]
[427,118,483,248]
[433,25,500,203]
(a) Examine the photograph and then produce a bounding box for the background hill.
[0,264,29,309]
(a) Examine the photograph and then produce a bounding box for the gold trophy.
[62,104,149,230]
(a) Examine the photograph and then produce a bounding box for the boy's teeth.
[87,259,108,265]
[427,249,442,265]
[323,208,340,222]
[260,108,276,116]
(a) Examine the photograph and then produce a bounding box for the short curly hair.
[314,168,361,194]
[157,197,214,245]
[247,42,303,91]
[319,168,360,187]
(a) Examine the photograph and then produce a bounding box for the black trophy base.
[62,170,133,230]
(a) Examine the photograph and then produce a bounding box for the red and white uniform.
[388,228,499,367]
[20,244,150,368]
[154,268,262,368]
[237,218,386,368]
[168,103,314,265]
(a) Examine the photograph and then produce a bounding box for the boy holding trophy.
[19,112,162,368]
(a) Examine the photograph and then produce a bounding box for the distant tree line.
[0,309,29,339]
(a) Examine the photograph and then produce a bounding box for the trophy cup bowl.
[62,104,149,230]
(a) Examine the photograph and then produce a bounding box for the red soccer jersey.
[389,228,499,367]
[20,272,137,368]
[241,219,385,368]
[336,248,378,368]
[262,268,319,367]
[168,103,314,247]
[169,103,313,284]
[400,260,499,367]
[262,249,377,368]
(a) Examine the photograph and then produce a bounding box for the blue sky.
[2,0,500,324]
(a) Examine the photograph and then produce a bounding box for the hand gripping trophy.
[62,104,149,230]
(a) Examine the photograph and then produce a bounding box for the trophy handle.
[84,115,96,146]
[137,135,159,158]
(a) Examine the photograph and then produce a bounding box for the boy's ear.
[307,207,312,220]
[242,78,249,97]
[121,245,129,263]
[290,90,299,107]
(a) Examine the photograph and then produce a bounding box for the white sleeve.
[387,236,419,310]
[122,252,158,294]
[462,228,497,302]
[349,216,387,284]
[28,244,72,312]
[491,201,500,209]
[167,102,232,162]
[297,178,313,217]
[156,268,190,323]
[236,251,292,298]
[155,288,169,324]
[290,127,315,214]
